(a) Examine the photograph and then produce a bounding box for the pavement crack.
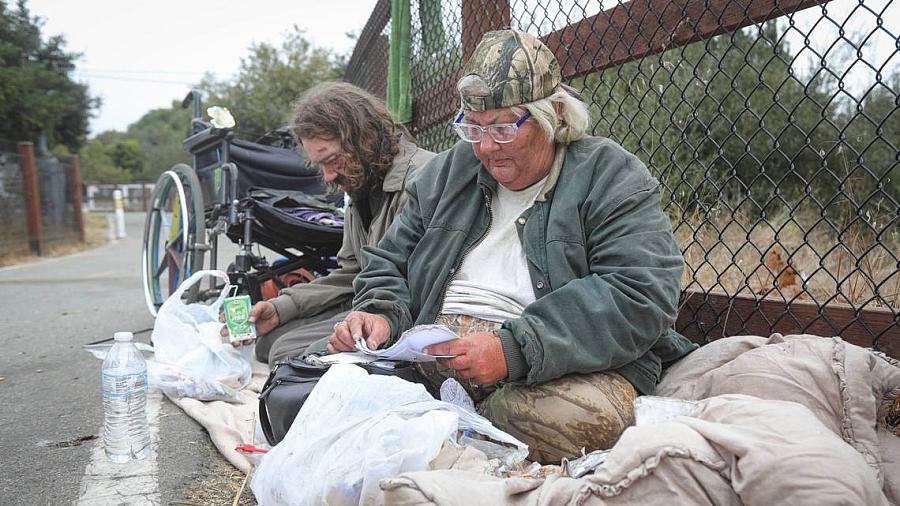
[37,434,98,448]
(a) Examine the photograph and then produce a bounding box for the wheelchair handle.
[182,89,205,130]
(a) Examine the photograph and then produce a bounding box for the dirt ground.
[0,212,109,268]
[172,454,257,506]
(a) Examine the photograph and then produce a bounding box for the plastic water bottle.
[101,331,150,463]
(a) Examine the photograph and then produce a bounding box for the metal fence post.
[69,154,85,242]
[18,142,43,256]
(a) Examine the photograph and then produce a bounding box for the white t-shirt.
[440,175,550,322]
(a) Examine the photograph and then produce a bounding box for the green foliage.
[78,139,132,183]
[79,103,191,182]
[0,0,98,149]
[199,26,346,138]
[124,103,192,181]
[572,20,899,219]
[106,138,144,175]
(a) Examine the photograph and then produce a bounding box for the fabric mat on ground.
[655,333,900,494]
[164,355,269,473]
[162,335,900,503]
[382,394,889,505]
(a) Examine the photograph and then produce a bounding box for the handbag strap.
[258,396,278,446]
[258,362,282,446]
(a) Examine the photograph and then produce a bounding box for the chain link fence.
[346,0,899,354]
[0,140,85,259]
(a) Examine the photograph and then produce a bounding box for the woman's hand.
[425,331,508,385]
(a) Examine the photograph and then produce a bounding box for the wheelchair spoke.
[165,238,185,274]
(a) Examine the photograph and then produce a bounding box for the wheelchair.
[141,89,344,316]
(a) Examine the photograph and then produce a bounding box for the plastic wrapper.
[440,377,475,413]
[562,449,611,478]
[634,395,699,426]
[251,364,528,506]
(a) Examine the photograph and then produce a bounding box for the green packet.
[223,295,256,341]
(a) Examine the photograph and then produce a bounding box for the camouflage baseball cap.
[458,29,561,111]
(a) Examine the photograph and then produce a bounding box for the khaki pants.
[417,314,637,463]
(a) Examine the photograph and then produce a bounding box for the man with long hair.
[227,82,434,364]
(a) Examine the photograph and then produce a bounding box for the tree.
[199,26,345,138]
[574,19,899,217]
[124,103,191,181]
[0,0,98,149]
[78,139,132,183]
[74,25,345,183]
[106,138,145,176]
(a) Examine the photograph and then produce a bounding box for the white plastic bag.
[251,364,528,506]
[150,270,252,392]
[83,342,241,402]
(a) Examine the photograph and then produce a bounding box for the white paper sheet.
[354,324,459,362]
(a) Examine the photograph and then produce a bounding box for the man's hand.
[219,301,280,347]
[328,311,391,353]
[425,331,508,386]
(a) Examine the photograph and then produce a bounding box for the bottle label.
[102,371,148,396]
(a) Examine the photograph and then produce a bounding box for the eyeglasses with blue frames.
[452,111,532,144]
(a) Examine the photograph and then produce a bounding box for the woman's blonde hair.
[514,88,591,144]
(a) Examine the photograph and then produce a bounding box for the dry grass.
[173,455,257,506]
[673,206,899,309]
[0,212,109,268]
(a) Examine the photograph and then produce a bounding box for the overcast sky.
[28,0,379,135]
[26,0,898,136]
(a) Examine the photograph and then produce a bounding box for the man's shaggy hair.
[291,82,401,195]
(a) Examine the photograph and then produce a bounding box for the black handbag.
[258,354,423,446]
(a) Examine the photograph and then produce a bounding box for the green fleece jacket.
[352,137,695,394]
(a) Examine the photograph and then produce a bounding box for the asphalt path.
[0,212,245,505]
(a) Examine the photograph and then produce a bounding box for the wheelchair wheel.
[141,164,206,316]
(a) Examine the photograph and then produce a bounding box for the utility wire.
[80,68,232,76]
[74,72,198,85]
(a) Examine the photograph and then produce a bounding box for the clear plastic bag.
[83,340,242,403]
[149,270,252,391]
[251,364,527,506]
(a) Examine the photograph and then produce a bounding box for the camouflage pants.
[417,314,637,463]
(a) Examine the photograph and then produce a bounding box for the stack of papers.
[314,324,459,365]
[355,324,459,362]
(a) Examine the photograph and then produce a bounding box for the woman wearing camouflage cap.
[329,29,695,462]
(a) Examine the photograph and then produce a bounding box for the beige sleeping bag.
[382,394,886,505]
[655,333,900,497]
[381,334,898,505]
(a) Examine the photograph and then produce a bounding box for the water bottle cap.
[113,332,134,342]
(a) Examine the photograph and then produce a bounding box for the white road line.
[76,387,162,505]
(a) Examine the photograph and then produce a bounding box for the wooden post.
[69,155,85,242]
[18,142,43,256]
[142,182,149,212]
[461,0,511,62]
